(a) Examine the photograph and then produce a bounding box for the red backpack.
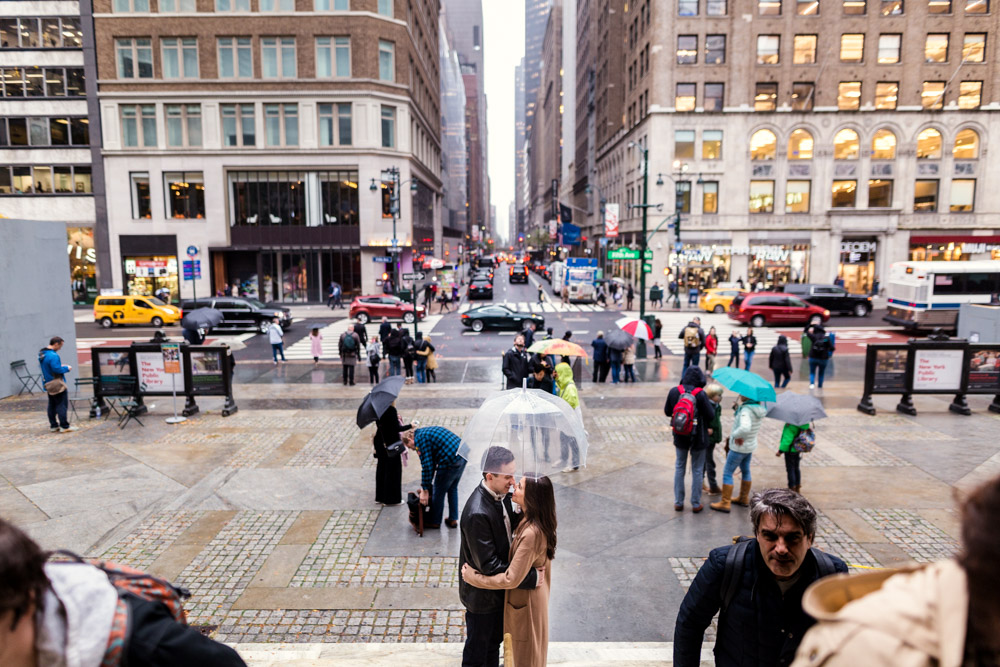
[671,385,703,436]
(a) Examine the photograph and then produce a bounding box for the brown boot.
[710,484,733,513]
[732,480,753,507]
[793,485,802,494]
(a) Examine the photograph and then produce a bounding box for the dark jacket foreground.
[663,366,716,450]
[769,335,794,375]
[502,347,530,390]
[674,539,847,667]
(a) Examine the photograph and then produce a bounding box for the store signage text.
[840,241,877,264]
[68,244,97,264]
[674,245,793,263]
[962,243,1000,254]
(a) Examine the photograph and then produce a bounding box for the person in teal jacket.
[776,422,809,493]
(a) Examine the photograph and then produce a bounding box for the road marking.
[462,331,481,336]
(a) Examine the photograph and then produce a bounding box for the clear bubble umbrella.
[458,387,589,479]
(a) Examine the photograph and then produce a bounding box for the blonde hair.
[705,382,724,399]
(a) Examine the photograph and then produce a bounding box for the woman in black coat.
[768,334,793,388]
[401,331,416,384]
[373,402,408,505]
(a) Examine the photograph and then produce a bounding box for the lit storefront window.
[68,227,97,304]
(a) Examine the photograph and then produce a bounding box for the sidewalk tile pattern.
[287,419,358,467]
[100,510,202,569]
[855,509,960,563]
[813,511,881,571]
[214,609,465,644]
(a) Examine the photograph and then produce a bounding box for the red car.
[349,295,426,324]
[728,292,830,328]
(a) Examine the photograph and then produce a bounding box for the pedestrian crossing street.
[621,311,805,357]
[282,315,445,360]
[458,301,606,314]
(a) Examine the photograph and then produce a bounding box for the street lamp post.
[371,167,419,338]
[627,143,661,323]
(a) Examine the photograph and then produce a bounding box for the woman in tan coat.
[462,475,557,667]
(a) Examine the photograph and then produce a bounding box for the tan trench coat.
[464,522,551,667]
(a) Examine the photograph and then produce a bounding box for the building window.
[965,0,987,13]
[1,116,89,146]
[868,179,892,207]
[675,130,695,159]
[318,102,352,145]
[704,35,726,64]
[840,34,864,62]
[130,172,151,218]
[702,130,722,159]
[875,82,898,109]
[749,181,774,213]
[881,0,903,13]
[379,40,394,81]
[871,129,896,159]
[120,104,156,147]
[958,81,982,109]
[218,37,252,78]
[704,83,724,111]
[677,36,697,64]
[793,35,817,64]
[877,34,901,63]
[953,128,979,158]
[929,0,951,9]
[950,179,975,212]
[378,0,393,16]
[786,180,810,212]
[116,38,153,79]
[316,37,350,77]
[917,128,942,159]
[924,34,949,62]
[843,0,866,12]
[702,181,719,213]
[788,129,813,159]
[675,83,696,111]
[215,0,251,10]
[797,0,819,13]
[707,0,727,13]
[159,0,197,10]
[833,128,860,159]
[921,81,945,109]
[676,181,692,213]
[114,0,150,11]
[0,165,91,195]
[230,170,309,226]
[963,34,986,62]
[838,81,861,110]
[262,37,296,78]
[832,180,857,207]
[221,103,255,147]
[759,0,782,14]
[750,129,777,160]
[914,180,938,212]
[1,17,82,48]
[381,105,395,148]
[165,104,201,147]
[315,0,350,8]
[161,38,198,78]
[260,0,294,9]
[754,83,777,111]
[264,103,298,146]
[757,35,780,65]
[791,82,814,111]
[163,172,205,219]
[679,0,699,16]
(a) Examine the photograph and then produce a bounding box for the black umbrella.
[182,307,224,331]
[604,328,634,351]
[357,375,406,429]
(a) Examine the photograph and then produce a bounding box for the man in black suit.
[459,447,542,667]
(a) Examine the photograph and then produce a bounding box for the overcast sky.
[482,1,525,245]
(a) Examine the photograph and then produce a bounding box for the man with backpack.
[338,325,361,385]
[805,324,835,389]
[384,327,404,376]
[678,316,706,374]
[673,488,848,667]
[664,366,717,512]
[0,517,246,667]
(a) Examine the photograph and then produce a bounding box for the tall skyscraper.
[524,0,554,138]
[440,17,468,263]
[514,60,527,238]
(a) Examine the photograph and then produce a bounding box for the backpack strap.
[691,387,703,396]
[720,539,752,614]
[810,548,836,578]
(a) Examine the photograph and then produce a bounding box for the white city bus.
[884,260,1000,330]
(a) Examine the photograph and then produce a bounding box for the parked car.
[349,295,426,324]
[728,292,830,328]
[179,297,292,332]
[783,283,873,317]
[698,287,743,314]
[509,263,529,284]
[468,277,494,300]
[94,295,182,329]
[461,305,545,333]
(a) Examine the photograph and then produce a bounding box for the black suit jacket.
[459,484,537,614]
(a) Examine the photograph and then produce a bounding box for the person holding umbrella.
[710,392,767,513]
[604,328,635,385]
[357,376,410,506]
[767,392,827,495]
[777,423,810,494]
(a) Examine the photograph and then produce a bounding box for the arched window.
[916,128,942,159]
[750,129,776,160]
[833,129,859,160]
[953,128,980,159]
[871,129,896,160]
[788,129,813,160]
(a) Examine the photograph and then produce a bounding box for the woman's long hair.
[523,476,557,560]
[959,476,1000,658]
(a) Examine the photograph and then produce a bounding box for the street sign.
[372,256,393,263]
[643,262,652,274]
[402,272,426,281]
[182,260,201,280]
[607,247,640,260]
[674,242,684,252]
[186,245,199,257]
[644,249,653,260]
[387,246,402,254]
[391,238,399,247]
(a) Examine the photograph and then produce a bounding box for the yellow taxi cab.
[698,287,743,314]
[93,295,183,328]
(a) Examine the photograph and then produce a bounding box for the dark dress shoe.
[445,519,458,528]
[692,504,704,513]
[674,503,684,511]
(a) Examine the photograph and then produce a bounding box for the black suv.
[509,263,529,284]
[783,283,873,317]
[179,296,293,332]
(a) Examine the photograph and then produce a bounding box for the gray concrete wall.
[1,220,79,399]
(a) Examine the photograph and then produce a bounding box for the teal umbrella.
[710,367,777,403]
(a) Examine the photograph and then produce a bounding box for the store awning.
[911,235,1000,244]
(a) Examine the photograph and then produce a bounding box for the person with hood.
[727,330,741,367]
[400,327,416,384]
[555,362,581,471]
[805,324,835,389]
[502,334,530,390]
[664,366,717,512]
[791,473,1000,667]
[373,400,410,505]
[775,422,809,493]
[338,325,361,386]
[711,393,768,512]
[679,317,706,373]
[591,332,609,383]
[769,335,794,388]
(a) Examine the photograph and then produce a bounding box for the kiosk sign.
[913,349,963,391]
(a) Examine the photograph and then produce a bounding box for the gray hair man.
[673,488,848,667]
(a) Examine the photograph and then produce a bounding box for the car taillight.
[487,284,492,289]
[462,314,469,319]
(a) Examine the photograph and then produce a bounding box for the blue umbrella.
[710,367,777,403]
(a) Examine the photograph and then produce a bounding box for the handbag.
[44,377,68,395]
[385,440,405,457]
[792,427,816,453]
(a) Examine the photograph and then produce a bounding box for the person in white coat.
[711,394,767,513]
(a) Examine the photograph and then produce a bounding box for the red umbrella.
[615,317,653,340]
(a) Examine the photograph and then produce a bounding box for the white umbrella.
[614,317,654,340]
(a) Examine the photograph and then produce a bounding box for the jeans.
[560,432,580,468]
[342,364,355,385]
[610,361,622,383]
[728,351,739,367]
[368,365,379,384]
[47,390,69,429]
[416,357,427,383]
[703,442,719,490]
[271,342,286,361]
[463,610,503,667]
[743,350,755,370]
[430,458,466,525]
[682,349,700,373]
[784,451,802,487]
[722,450,753,485]
[388,355,401,376]
[674,446,707,507]
[809,358,828,387]
[623,364,636,382]
[774,371,791,388]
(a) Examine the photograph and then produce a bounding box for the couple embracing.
[459,446,558,667]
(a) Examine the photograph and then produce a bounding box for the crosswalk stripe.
[541,303,555,312]
[458,303,470,313]
[283,315,446,360]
